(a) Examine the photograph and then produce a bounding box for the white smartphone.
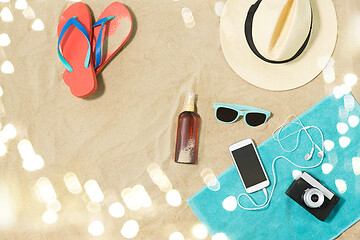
[229,139,269,193]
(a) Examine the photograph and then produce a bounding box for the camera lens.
[303,188,324,208]
[311,195,319,202]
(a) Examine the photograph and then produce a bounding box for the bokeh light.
[333,86,343,99]
[192,224,208,239]
[121,188,140,211]
[3,124,16,139]
[35,177,57,203]
[0,143,7,157]
[148,164,173,192]
[182,7,195,28]
[344,95,355,111]
[335,179,347,194]
[42,209,58,224]
[292,170,302,180]
[121,220,139,239]
[121,185,152,210]
[1,61,14,74]
[339,136,351,148]
[322,66,335,83]
[166,189,182,207]
[321,57,335,84]
[64,172,82,194]
[212,233,229,240]
[338,106,348,121]
[352,157,360,175]
[336,122,349,135]
[324,140,335,151]
[222,196,237,211]
[22,154,44,171]
[15,0,28,10]
[84,180,104,203]
[147,163,160,174]
[340,85,351,97]
[321,163,333,174]
[46,200,61,212]
[18,139,35,159]
[328,153,339,166]
[32,19,44,31]
[204,174,220,191]
[87,201,101,213]
[201,168,221,191]
[348,115,359,128]
[1,7,13,22]
[133,185,152,208]
[23,6,35,19]
[182,8,193,20]
[150,169,168,187]
[0,33,10,47]
[214,2,225,17]
[88,221,104,236]
[344,73,358,87]
[108,202,125,218]
[200,168,213,178]
[169,232,185,240]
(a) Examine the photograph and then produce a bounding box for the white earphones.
[298,123,324,161]
[305,144,324,160]
[272,115,325,161]
[237,115,325,211]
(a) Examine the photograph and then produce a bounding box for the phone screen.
[231,144,267,188]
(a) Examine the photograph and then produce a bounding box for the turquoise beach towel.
[187,93,360,240]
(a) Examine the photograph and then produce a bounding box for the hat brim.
[220,0,338,91]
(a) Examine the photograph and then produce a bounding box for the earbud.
[314,144,324,158]
[304,146,314,160]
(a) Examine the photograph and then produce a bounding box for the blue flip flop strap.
[93,16,115,69]
[57,17,91,72]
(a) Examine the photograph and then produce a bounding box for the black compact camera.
[286,171,340,221]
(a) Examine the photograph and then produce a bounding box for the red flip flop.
[57,3,97,98]
[92,2,133,74]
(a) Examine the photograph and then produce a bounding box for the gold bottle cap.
[183,92,195,112]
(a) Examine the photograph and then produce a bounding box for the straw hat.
[220,0,338,91]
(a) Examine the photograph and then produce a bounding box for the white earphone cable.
[237,115,325,210]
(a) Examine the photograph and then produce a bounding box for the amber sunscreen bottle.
[175,92,200,164]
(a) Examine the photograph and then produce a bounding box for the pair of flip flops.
[57,2,132,98]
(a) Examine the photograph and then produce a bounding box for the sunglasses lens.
[245,113,267,127]
[216,107,238,123]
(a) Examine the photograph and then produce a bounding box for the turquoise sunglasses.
[213,103,271,127]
